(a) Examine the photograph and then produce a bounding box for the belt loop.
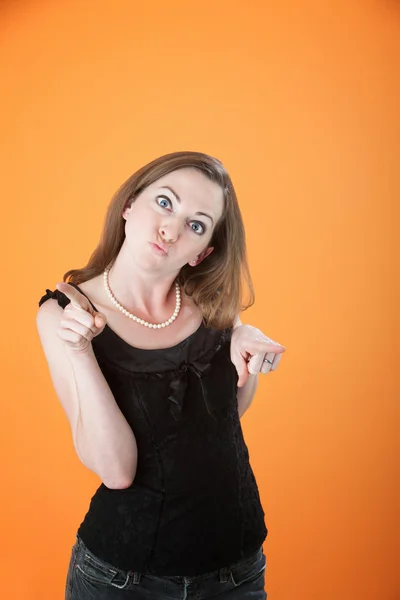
[219,566,230,583]
[130,571,141,584]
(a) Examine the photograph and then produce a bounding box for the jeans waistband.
[75,534,263,584]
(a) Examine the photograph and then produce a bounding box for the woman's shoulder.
[74,275,102,303]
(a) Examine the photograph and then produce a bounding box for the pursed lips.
[150,241,168,255]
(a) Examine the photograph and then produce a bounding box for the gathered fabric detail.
[167,359,213,421]
[39,288,69,309]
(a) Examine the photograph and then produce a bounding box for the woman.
[36,151,285,599]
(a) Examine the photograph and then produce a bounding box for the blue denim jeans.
[65,535,267,599]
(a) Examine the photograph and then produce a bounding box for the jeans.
[65,535,267,599]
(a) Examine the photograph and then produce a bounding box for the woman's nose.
[159,224,179,243]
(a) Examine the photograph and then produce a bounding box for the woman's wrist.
[64,342,94,360]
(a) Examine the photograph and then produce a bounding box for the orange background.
[1,0,398,598]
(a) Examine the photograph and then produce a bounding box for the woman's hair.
[63,150,254,329]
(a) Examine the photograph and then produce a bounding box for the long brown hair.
[63,151,254,329]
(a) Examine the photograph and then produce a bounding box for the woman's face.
[122,168,224,275]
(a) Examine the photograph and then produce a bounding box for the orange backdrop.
[1,0,398,598]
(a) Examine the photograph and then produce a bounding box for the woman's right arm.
[36,292,138,490]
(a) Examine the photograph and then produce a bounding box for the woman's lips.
[149,242,168,256]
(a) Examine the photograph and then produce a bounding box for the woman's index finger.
[56,282,87,309]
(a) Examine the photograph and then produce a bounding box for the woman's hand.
[55,282,107,354]
[230,324,286,388]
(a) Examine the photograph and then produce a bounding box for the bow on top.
[167,359,215,421]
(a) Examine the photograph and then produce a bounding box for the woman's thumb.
[94,312,107,329]
[237,365,249,388]
[231,355,249,388]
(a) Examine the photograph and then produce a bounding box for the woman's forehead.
[150,169,224,212]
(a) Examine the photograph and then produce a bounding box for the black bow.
[167,359,214,421]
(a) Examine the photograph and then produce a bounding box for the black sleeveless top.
[39,284,268,576]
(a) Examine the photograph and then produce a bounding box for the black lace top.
[39,284,268,576]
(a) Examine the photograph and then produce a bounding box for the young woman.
[36,151,285,599]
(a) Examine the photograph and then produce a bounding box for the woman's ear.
[122,205,132,220]
[189,246,214,267]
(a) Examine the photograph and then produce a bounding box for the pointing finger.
[245,340,286,356]
[56,282,88,310]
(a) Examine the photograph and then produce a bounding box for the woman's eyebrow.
[160,186,181,203]
[159,186,214,225]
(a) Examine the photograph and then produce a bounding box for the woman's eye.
[156,196,172,209]
[190,222,205,235]
[156,197,205,235]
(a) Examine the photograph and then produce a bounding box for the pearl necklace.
[103,267,181,329]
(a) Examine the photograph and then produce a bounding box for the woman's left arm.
[231,317,286,418]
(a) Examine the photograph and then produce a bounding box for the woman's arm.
[233,315,258,417]
[36,299,138,489]
[237,373,259,418]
